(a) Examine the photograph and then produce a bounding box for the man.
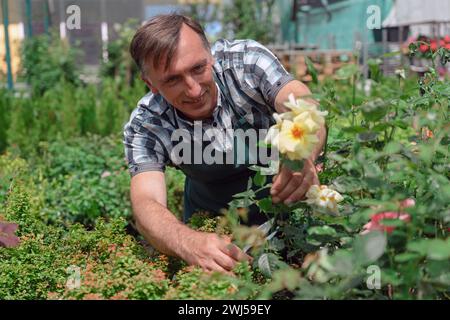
[124,14,326,274]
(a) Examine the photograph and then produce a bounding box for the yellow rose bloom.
[264,93,327,161]
[278,118,320,160]
[284,93,328,126]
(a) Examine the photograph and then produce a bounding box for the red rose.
[430,42,438,52]
[419,44,429,53]
[444,35,450,43]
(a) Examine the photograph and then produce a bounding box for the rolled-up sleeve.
[243,40,295,109]
[123,107,169,177]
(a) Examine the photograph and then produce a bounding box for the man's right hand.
[131,171,252,275]
[179,231,253,275]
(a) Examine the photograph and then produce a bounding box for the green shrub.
[0,153,170,300]
[100,19,140,86]
[20,33,81,95]
[0,153,253,300]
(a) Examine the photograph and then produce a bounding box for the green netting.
[277,0,393,50]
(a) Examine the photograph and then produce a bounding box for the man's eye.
[166,77,179,85]
[193,65,206,73]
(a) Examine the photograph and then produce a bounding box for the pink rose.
[361,199,414,234]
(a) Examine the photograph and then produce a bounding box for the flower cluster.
[305,185,344,215]
[265,94,328,161]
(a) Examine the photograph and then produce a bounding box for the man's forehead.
[155,53,211,82]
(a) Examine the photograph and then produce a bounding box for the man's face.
[142,24,217,120]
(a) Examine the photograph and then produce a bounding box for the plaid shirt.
[123,39,294,177]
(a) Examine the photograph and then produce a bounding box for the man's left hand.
[270,158,319,205]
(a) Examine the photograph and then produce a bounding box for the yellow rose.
[284,93,328,126]
[277,118,319,160]
[264,93,327,161]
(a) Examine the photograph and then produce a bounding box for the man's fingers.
[285,172,318,203]
[221,242,253,263]
[312,171,320,185]
[203,263,234,276]
[220,235,232,244]
[275,172,304,202]
[285,181,309,203]
[213,251,238,271]
[271,167,293,198]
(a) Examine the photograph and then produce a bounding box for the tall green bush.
[20,33,81,95]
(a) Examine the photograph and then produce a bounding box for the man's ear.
[141,75,159,95]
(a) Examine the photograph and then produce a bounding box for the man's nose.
[184,76,202,98]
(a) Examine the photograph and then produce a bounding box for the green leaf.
[357,131,378,142]
[257,140,269,148]
[384,141,403,155]
[390,119,408,129]
[267,268,301,292]
[361,99,389,122]
[306,237,323,246]
[354,231,387,265]
[257,253,284,279]
[307,226,338,237]
[377,219,406,227]
[364,177,384,190]
[342,126,368,134]
[394,252,422,263]
[407,239,450,261]
[258,253,272,278]
[418,144,435,164]
[367,59,382,82]
[426,260,450,281]
[282,158,304,172]
[382,51,401,58]
[257,198,274,214]
[332,176,363,193]
[336,64,360,80]
[329,250,354,276]
[305,56,318,85]
[381,269,403,286]
[253,171,266,188]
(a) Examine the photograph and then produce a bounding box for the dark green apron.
[179,71,274,226]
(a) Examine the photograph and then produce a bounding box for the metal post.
[2,0,14,90]
[363,24,369,81]
[44,0,50,35]
[59,0,66,39]
[382,28,388,75]
[25,0,32,37]
[399,26,404,66]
